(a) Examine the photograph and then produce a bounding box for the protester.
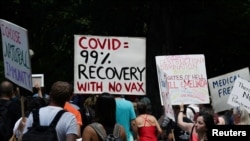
[157,106,171,141]
[135,102,162,141]
[177,104,214,141]
[20,81,78,141]
[172,105,193,141]
[80,94,97,130]
[115,95,137,141]
[82,92,127,141]
[32,83,50,105]
[232,106,250,125]
[33,83,49,98]
[0,80,22,141]
[13,97,47,140]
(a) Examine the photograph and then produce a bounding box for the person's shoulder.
[70,102,80,110]
[116,124,127,141]
[82,124,99,140]
[0,99,11,105]
[149,114,157,120]
[8,100,21,110]
[64,102,80,114]
[62,110,78,119]
[84,124,96,132]
[123,98,134,105]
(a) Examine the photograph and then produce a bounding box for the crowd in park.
[0,79,250,141]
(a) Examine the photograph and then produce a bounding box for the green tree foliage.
[0,0,150,90]
[1,0,250,117]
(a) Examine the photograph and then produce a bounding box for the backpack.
[187,106,199,122]
[22,109,65,141]
[89,122,122,141]
[0,101,11,140]
[160,115,171,128]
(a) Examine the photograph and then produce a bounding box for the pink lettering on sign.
[109,82,122,92]
[78,36,129,50]
[124,82,144,92]
[159,55,205,70]
[180,78,207,88]
[77,81,103,92]
[108,82,145,93]
[0,24,21,44]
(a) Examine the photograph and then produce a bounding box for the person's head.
[232,106,250,125]
[0,80,14,98]
[25,97,46,116]
[49,81,73,107]
[84,95,97,108]
[194,112,214,134]
[95,92,116,126]
[139,96,152,114]
[137,102,147,115]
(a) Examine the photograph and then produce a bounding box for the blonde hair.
[84,95,97,107]
[233,106,250,125]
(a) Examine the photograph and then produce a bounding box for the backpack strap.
[113,123,121,137]
[50,110,66,127]
[89,122,107,140]
[32,109,40,126]
[31,109,65,127]
[187,107,196,116]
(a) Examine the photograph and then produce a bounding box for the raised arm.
[177,104,194,133]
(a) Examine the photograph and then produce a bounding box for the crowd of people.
[0,79,250,141]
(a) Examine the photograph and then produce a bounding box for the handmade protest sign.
[208,67,250,112]
[32,74,44,87]
[74,35,146,95]
[0,19,32,92]
[227,77,250,113]
[155,54,209,105]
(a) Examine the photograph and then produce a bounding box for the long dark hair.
[198,112,215,140]
[95,92,116,126]
[137,102,147,115]
[25,97,46,116]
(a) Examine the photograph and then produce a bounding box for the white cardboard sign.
[208,67,250,112]
[74,35,146,95]
[0,19,32,92]
[227,77,250,113]
[155,54,210,105]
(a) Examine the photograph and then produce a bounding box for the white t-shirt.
[186,104,199,122]
[19,106,78,141]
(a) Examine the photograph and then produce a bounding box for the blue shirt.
[115,98,136,141]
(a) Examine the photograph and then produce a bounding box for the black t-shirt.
[174,117,193,141]
[0,99,22,141]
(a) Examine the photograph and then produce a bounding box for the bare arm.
[120,126,127,141]
[34,83,43,98]
[82,126,92,141]
[177,104,194,133]
[153,116,162,136]
[66,134,77,141]
[82,125,100,141]
[77,124,81,138]
[131,119,137,140]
